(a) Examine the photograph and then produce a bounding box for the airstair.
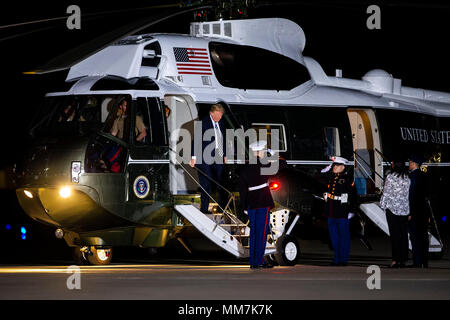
[174,204,277,258]
[170,151,291,261]
[360,202,443,253]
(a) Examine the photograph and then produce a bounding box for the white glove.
[244,210,248,215]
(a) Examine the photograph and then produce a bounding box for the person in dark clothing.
[321,156,354,266]
[239,140,275,269]
[190,104,227,213]
[408,155,430,268]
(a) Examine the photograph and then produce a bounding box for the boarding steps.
[359,202,442,253]
[174,204,277,258]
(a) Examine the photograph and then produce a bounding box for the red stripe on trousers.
[261,207,270,265]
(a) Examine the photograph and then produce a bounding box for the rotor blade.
[0,3,185,31]
[254,0,450,10]
[26,5,211,75]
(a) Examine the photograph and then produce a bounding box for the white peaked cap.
[332,156,349,165]
[249,140,267,151]
[321,156,349,173]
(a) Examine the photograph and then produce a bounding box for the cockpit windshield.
[30,94,131,137]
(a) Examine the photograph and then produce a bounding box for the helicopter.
[13,1,448,265]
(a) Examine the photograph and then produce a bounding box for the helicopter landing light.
[24,190,33,199]
[59,186,72,199]
[55,228,64,239]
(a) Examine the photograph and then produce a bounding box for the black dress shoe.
[262,263,274,269]
[250,265,261,269]
[338,262,348,267]
[406,264,421,268]
[329,262,339,266]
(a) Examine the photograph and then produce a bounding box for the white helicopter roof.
[62,17,450,117]
[189,18,306,63]
[66,18,305,81]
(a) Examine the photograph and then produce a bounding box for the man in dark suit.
[408,154,430,268]
[190,104,226,213]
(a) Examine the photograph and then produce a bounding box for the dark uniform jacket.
[409,168,429,222]
[239,161,275,210]
[323,171,354,219]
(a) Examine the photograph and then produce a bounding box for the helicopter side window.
[251,123,287,152]
[323,127,341,157]
[57,98,78,123]
[105,97,132,143]
[209,42,310,90]
[134,98,151,145]
[79,96,100,122]
[147,98,168,146]
[85,134,127,173]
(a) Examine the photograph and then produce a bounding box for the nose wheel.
[87,247,113,265]
[73,246,113,265]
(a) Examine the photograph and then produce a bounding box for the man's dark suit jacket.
[409,168,429,221]
[192,115,226,162]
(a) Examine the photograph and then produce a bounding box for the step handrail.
[169,148,244,234]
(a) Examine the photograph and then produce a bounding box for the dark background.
[0,1,448,262]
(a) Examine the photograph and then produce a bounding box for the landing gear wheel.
[275,234,300,266]
[72,246,89,265]
[87,247,113,265]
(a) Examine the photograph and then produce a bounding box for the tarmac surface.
[1,235,449,300]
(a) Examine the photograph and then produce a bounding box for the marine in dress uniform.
[321,156,354,266]
[239,141,275,269]
[408,155,430,268]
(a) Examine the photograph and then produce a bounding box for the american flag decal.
[173,47,212,75]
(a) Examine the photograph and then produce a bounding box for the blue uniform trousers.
[328,218,350,264]
[248,207,271,266]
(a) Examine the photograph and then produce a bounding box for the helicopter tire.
[275,234,300,266]
[72,246,89,265]
[87,246,113,265]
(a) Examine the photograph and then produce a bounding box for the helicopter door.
[126,98,170,203]
[347,109,382,195]
[164,95,199,194]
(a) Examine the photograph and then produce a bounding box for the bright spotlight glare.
[24,190,33,199]
[59,186,72,199]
